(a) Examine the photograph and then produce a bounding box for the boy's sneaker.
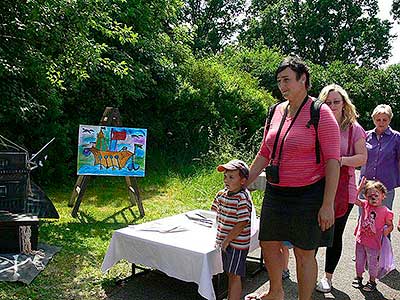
[315,277,332,293]
[282,269,290,280]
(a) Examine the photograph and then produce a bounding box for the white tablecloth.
[101,209,259,300]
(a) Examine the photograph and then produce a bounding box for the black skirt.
[258,178,334,250]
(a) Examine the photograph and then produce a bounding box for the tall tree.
[241,0,393,67]
[180,0,247,55]
[392,0,400,21]
[0,0,191,182]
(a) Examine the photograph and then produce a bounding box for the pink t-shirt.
[355,201,393,250]
[258,97,340,187]
[341,122,366,204]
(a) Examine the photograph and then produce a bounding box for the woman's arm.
[318,158,339,231]
[246,154,268,186]
[341,137,367,168]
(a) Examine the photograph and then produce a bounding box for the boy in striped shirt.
[211,159,252,300]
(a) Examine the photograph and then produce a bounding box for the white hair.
[371,104,393,120]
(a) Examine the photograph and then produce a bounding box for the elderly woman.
[245,57,340,300]
[315,84,367,293]
[360,104,400,210]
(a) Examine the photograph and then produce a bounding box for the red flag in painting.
[111,131,126,140]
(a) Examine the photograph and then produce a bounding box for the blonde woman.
[316,84,367,293]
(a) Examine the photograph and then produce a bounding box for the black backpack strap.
[266,103,279,130]
[306,98,323,164]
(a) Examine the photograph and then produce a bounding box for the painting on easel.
[77,125,147,177]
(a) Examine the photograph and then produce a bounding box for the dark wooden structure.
[0,211,39,253]
[68,107,145,218]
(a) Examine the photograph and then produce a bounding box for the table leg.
[247,251,266,277]
[131,263,150,276]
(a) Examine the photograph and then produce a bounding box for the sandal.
[363,281,377,292]
[244,292,267,300]
[351,277,363,289]
[244,293,262,300]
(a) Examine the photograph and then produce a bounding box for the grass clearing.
[0,165,265,300]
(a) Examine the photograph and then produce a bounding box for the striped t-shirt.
[211,188,252,250]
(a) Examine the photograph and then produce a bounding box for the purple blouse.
[360,126,400,190]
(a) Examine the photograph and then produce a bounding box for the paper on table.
[185,212,214,224]
[133,223,188,233]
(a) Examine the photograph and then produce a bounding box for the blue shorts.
[222,246,248,277]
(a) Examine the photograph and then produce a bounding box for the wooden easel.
[68,107,145,218]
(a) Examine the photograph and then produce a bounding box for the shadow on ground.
[103,259,270,300]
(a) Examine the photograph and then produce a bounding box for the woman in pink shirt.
[315,84,367,293]
[245,57,340,300]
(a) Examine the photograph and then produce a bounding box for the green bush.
[164,57,274,163]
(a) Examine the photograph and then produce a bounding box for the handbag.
[334,125,353,218]
[378,234,395,279]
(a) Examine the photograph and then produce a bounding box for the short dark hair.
[275,56,311,90]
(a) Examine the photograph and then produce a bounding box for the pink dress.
[354,201,393,250]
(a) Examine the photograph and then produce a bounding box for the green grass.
[0,166,265,300]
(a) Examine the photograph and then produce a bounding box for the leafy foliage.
[1,0,400,184]
[241,0,393,67]
[0,0,140,182]
[180,0,247,55]
[393,0,400,21]
[161,57,274,162]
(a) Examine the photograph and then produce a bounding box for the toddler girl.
[352,177,394,292]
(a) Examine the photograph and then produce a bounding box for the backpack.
[265,98,323,163]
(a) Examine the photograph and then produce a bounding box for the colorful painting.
[77,125,147,177]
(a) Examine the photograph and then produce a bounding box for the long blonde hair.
[319,84,358,130]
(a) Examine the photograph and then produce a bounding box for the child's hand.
[383,227,392,236]
[357,176,367,193]
[221,239,229,252]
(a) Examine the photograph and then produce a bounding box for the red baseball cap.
[217,159,249,179]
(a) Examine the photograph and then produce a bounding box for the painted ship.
[83,128,141,171]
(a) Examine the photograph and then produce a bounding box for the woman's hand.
[318,204,334,231]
